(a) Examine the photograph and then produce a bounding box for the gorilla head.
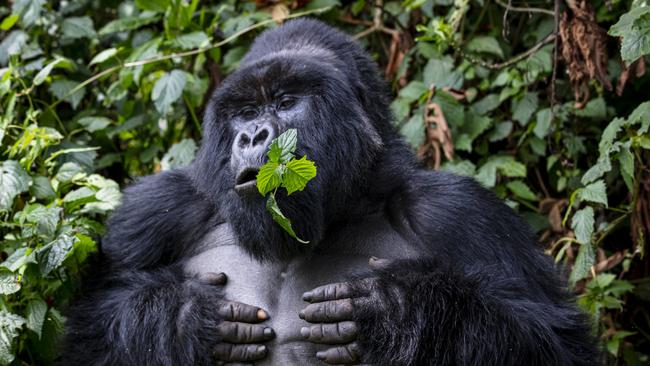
[193,19,398,261]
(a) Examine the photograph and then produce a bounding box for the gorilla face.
[195,50,383,262]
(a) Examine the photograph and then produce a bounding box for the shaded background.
[0,0,649,364]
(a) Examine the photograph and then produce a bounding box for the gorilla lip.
[234,167,260,196]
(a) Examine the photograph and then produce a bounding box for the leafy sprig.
[256,129,317,243]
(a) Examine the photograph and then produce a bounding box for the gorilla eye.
[278,97,296,111]
[239,107,258,119]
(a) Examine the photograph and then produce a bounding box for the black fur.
[60,19,597,365]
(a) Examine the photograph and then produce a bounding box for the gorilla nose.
[232,123,277,197]
[234,124,275,155]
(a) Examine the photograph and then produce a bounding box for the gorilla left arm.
[300,172,598,365]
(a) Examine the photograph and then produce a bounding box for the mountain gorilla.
[61,19,597,365]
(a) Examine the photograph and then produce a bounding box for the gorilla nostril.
[238,134,251,148]
[253,129,269,146]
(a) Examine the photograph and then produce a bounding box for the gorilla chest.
[184,221,417,365]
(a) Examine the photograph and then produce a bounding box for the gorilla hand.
[299,258,393,365]
[192,273,275,365]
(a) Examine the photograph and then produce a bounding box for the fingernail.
[370,256,379,261]
[264,327,274,337]
[257,309,268,320]
[302,292,312,301]
[298,309,305,319]
[300,327,309,338]
[316,351,326,360]
[258,345,266,353]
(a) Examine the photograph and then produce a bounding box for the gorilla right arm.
[59,170,272,365]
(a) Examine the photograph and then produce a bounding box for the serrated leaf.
[0,310,26,365]
[37,234,76,275]
[89,48,118,66]
[0,272,21,295]
[578,180,608,207]
[569,243,595,286]
[98,15,160,35]
[55,162,85,183]
[398,81,428,103]
[471,94,501,115]
[571,207,595,245]
[506,180,537,201]
[581,155,612,184]
[61,16,96,39]
[78,116,112,133]
[610,7,650,64]
[533,108,553,138]
[0,248,36,272]
[33,58,64,85]
[488,121,513,142]
[0,30,28,65]
[0,160,31,210]
[275,129,298,163]
[423,56,463,89]
[160,138,197,170]
[628,100,650,134]
[265,193,308,243]
[26,298,47,338]
[256,161,283,196]
[152,70,187,114]
[18,204,61,237]
[282,156,317,195]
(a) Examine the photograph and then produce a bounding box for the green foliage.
[256,129,317,243]
[0,0,648,364]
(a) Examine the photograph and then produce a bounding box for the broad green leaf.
[488,121,513,142]
[275,129,298,163]
[170,31,210,50]
[0,248,36,272]
[61,16,96,39]
[0,310,26,365]
[599,117,625,155]
[506,180,537,201]
[37,234,76,275]
[628,100,650,134]
[0,272,21,295]
[266,193,308,243]
[476,156,526,187]
[55,162,85,183]
[26,298,47,338]
[471,94,501,115]
[282,156,317,195]
[423,56,463,89]
[574,98,607,120]
[465,36,504,58]
[16,204,61,237]
[152,70,187,114]
[12,0,45,26]
[578,180,608,207]
[0,30,28,65]
[569,243,595,286]
[571,207,595,245]
[256,162,283,196]
[616,141,635,190]
[0,15,19,31]
[49,79,85,109]
[400,113,425,149]
[533,108,552,138]
[609,7,650,64]
[160,139,197,170]
[512,92,538,126]
[78,116,112,133]
[89,48,118,66]
[98,15,160,35]
[398,81,428,103]
[441,160,476,177]
[0,160,30,210]
[581,155,612,184]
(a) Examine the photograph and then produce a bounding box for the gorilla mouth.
[234,167,260,196]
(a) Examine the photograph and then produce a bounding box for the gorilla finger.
[198,272,227,286]
[217,321,275,343]
[316,342,361,364]
[213,343,267,362]
[299,299,354,322]
[302,282,353,303]
[300,321,357,344]
[217,301,268,323]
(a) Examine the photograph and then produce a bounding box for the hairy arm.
[60,170,226,365]
[356,172,598,365]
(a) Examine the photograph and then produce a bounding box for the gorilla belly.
[184,219,417,365]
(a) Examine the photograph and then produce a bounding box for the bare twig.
[550,0,560,108]
[462,32,556,70]
[494,0,555,15]
[354,0,400,39]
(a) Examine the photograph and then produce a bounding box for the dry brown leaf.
[270,3,290,24]
[617,58,646,96]
[418,101,454,170]
[559,1,611,107]
[631,170,650,254]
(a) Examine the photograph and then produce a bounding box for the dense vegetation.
[0,0,649,364]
